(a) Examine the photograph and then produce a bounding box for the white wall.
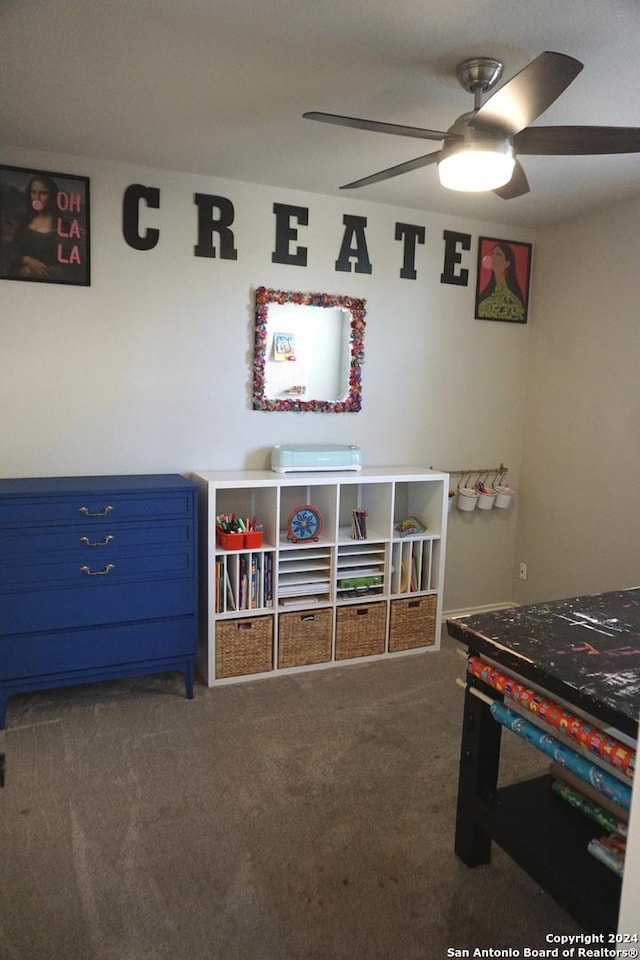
[0,146,534,613]
[511,198,640,931]
[514,198,640,604]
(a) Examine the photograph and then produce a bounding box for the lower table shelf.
[467,774,622,932]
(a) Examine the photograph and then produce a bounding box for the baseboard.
[442,600,516,622]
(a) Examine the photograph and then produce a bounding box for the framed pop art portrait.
[475,236,532,324]
[0,164,90,286]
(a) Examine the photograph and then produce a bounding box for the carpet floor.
[0,639,584,960]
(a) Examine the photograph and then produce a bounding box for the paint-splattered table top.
[446,588,640,740]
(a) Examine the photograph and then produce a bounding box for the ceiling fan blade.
[515,125,640,155]
[340,150,442,189]
[303,111,457,143]
[493,159,530,199]
[472,51,583,136]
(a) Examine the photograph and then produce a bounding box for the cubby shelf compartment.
[336,541,386,601]
[278,545,332,607]
[390,537,441,595]
[214,549,274,614]
[191,467,448,685]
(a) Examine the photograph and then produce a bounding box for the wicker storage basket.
[278,608,332,668]
[388,595,437,652]
[216,615,274,678]
[335,602,386,660]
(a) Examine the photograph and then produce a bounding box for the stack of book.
[214,553,273,613]
[351,508,368,539]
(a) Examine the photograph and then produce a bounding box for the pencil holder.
[217,531,245,550]
[243,531,263,548]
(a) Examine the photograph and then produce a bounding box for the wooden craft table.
[446,588,640,933]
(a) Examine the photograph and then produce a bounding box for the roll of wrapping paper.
[551,779,627,836]
[489,701,633,811]
[587,837,625,877]
[468,656,635,779]
[550,762,629,824]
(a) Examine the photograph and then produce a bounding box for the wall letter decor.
[272,203,309,266]
[193,193,238,260]
[334,215,372,274]
[119,184,498,289]
[440,229,471,286]
[122,184,160,250]
[395,222,426,280]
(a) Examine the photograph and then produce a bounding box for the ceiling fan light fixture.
[438,140,515,192]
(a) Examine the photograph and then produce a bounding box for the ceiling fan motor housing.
[443,113,513,158]
[439,113,515,192]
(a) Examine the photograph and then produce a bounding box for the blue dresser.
[0,474,197,728]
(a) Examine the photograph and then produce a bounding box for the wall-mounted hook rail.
[430,463,508,476]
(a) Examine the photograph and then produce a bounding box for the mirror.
[253,286,366,412]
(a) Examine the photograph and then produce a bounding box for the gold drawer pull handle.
[80,563,115,576]
[80,535,115,547]
[79,505,114,517]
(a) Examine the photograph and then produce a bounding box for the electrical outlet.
[519,562,528,580]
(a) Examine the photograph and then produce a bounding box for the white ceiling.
[2,0,640,227]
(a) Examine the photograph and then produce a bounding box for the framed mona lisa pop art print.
[475,236,532,324]
[0,164,90,286]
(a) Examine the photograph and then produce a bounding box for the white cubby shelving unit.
[191,468,449,685]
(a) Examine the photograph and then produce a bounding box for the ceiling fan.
[303,51,640,198]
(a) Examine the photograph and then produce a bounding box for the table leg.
[454,675,502,866]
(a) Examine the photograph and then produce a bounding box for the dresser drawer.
[0,578,195,634]
[0,549,193,588]
[0,617,196,681]
[0,492,193,525]
[0,520,193,558]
